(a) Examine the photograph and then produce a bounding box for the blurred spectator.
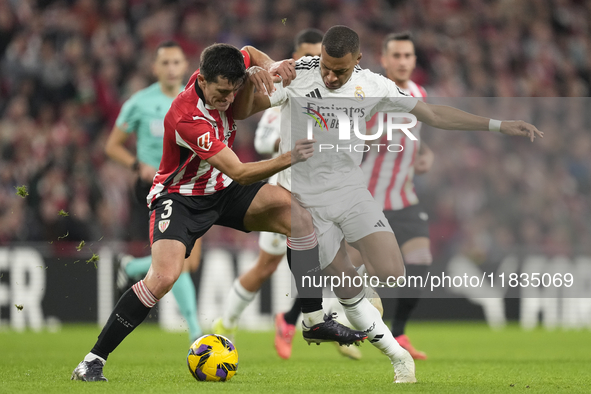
[0,0,588,264]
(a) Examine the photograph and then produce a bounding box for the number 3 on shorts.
[161,199,173,219]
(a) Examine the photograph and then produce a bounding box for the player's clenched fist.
[269,59,297,87]
[246,66,276,96]
[499,120,544,142]
[291,138,316,164]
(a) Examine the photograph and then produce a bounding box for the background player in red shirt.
[360,31,433,359]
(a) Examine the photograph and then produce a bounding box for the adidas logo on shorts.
[374,220,386,228]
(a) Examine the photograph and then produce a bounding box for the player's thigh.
[337,196,404,278]
[243,184,291,235]
[150,195,210,259]
[349,231,405,279]
[145,239,186,298]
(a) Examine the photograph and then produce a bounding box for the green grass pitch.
[1,322,590,393]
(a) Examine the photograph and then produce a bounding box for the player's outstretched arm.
[206,139,315,185]
[410,101,543,142]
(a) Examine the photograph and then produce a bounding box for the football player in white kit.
[328,31,432,361]
[237,25,542,383]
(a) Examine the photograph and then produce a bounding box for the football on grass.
[187,334,238,382]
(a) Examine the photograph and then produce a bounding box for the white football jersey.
[254,106,282,186]
[269,56,418,207]
[254,106,281,156]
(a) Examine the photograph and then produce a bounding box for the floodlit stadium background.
[0,0,590,331]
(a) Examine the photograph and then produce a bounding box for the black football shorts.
[384,204,430,247]
[150,182,265,257]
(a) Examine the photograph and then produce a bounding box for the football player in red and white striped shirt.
[361,32,433,360]
[72,43,323,382]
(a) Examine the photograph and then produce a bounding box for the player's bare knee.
[153,274,179,298]
[363,248,406,282]
[291,203,314,236]
[372,263,405,283]
[144,263,182,298]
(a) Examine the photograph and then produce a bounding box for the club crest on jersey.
[159,220,170,233]
[354,85,365,101]
[197,133,213,151]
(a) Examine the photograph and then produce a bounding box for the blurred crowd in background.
[0,0,590,263]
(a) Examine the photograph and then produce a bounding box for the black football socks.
[91,281,157,360]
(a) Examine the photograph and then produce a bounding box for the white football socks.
[222,278,257,328]
[340,292,406,362]
[302,309,325,327]
[85,352,106,364]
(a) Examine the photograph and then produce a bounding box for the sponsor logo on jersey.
[159,220,170,233]
[302,107,328,134]
[354,85,365,101]
[197,133,213,151]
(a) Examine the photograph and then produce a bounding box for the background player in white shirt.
[239,25,542,383]
[213,30,324,359]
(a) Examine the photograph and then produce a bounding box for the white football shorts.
[308,188,393,269]
[277,167,291,192]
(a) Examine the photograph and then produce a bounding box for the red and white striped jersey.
[361,80,426,211]
[147,51,251,208]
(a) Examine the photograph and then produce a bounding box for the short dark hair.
[382,31,414,53]
[294,28,324,51]
[199,43,246,85]
[322,25,360,58]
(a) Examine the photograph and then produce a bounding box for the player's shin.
[171,272,202,341]
[286,233,324,326]
[283,298,302,325]
[340,291,406,358]
[89,280,158,361]
[392,264,427,337]
[222,278,257,328]
[340,291,416,382]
